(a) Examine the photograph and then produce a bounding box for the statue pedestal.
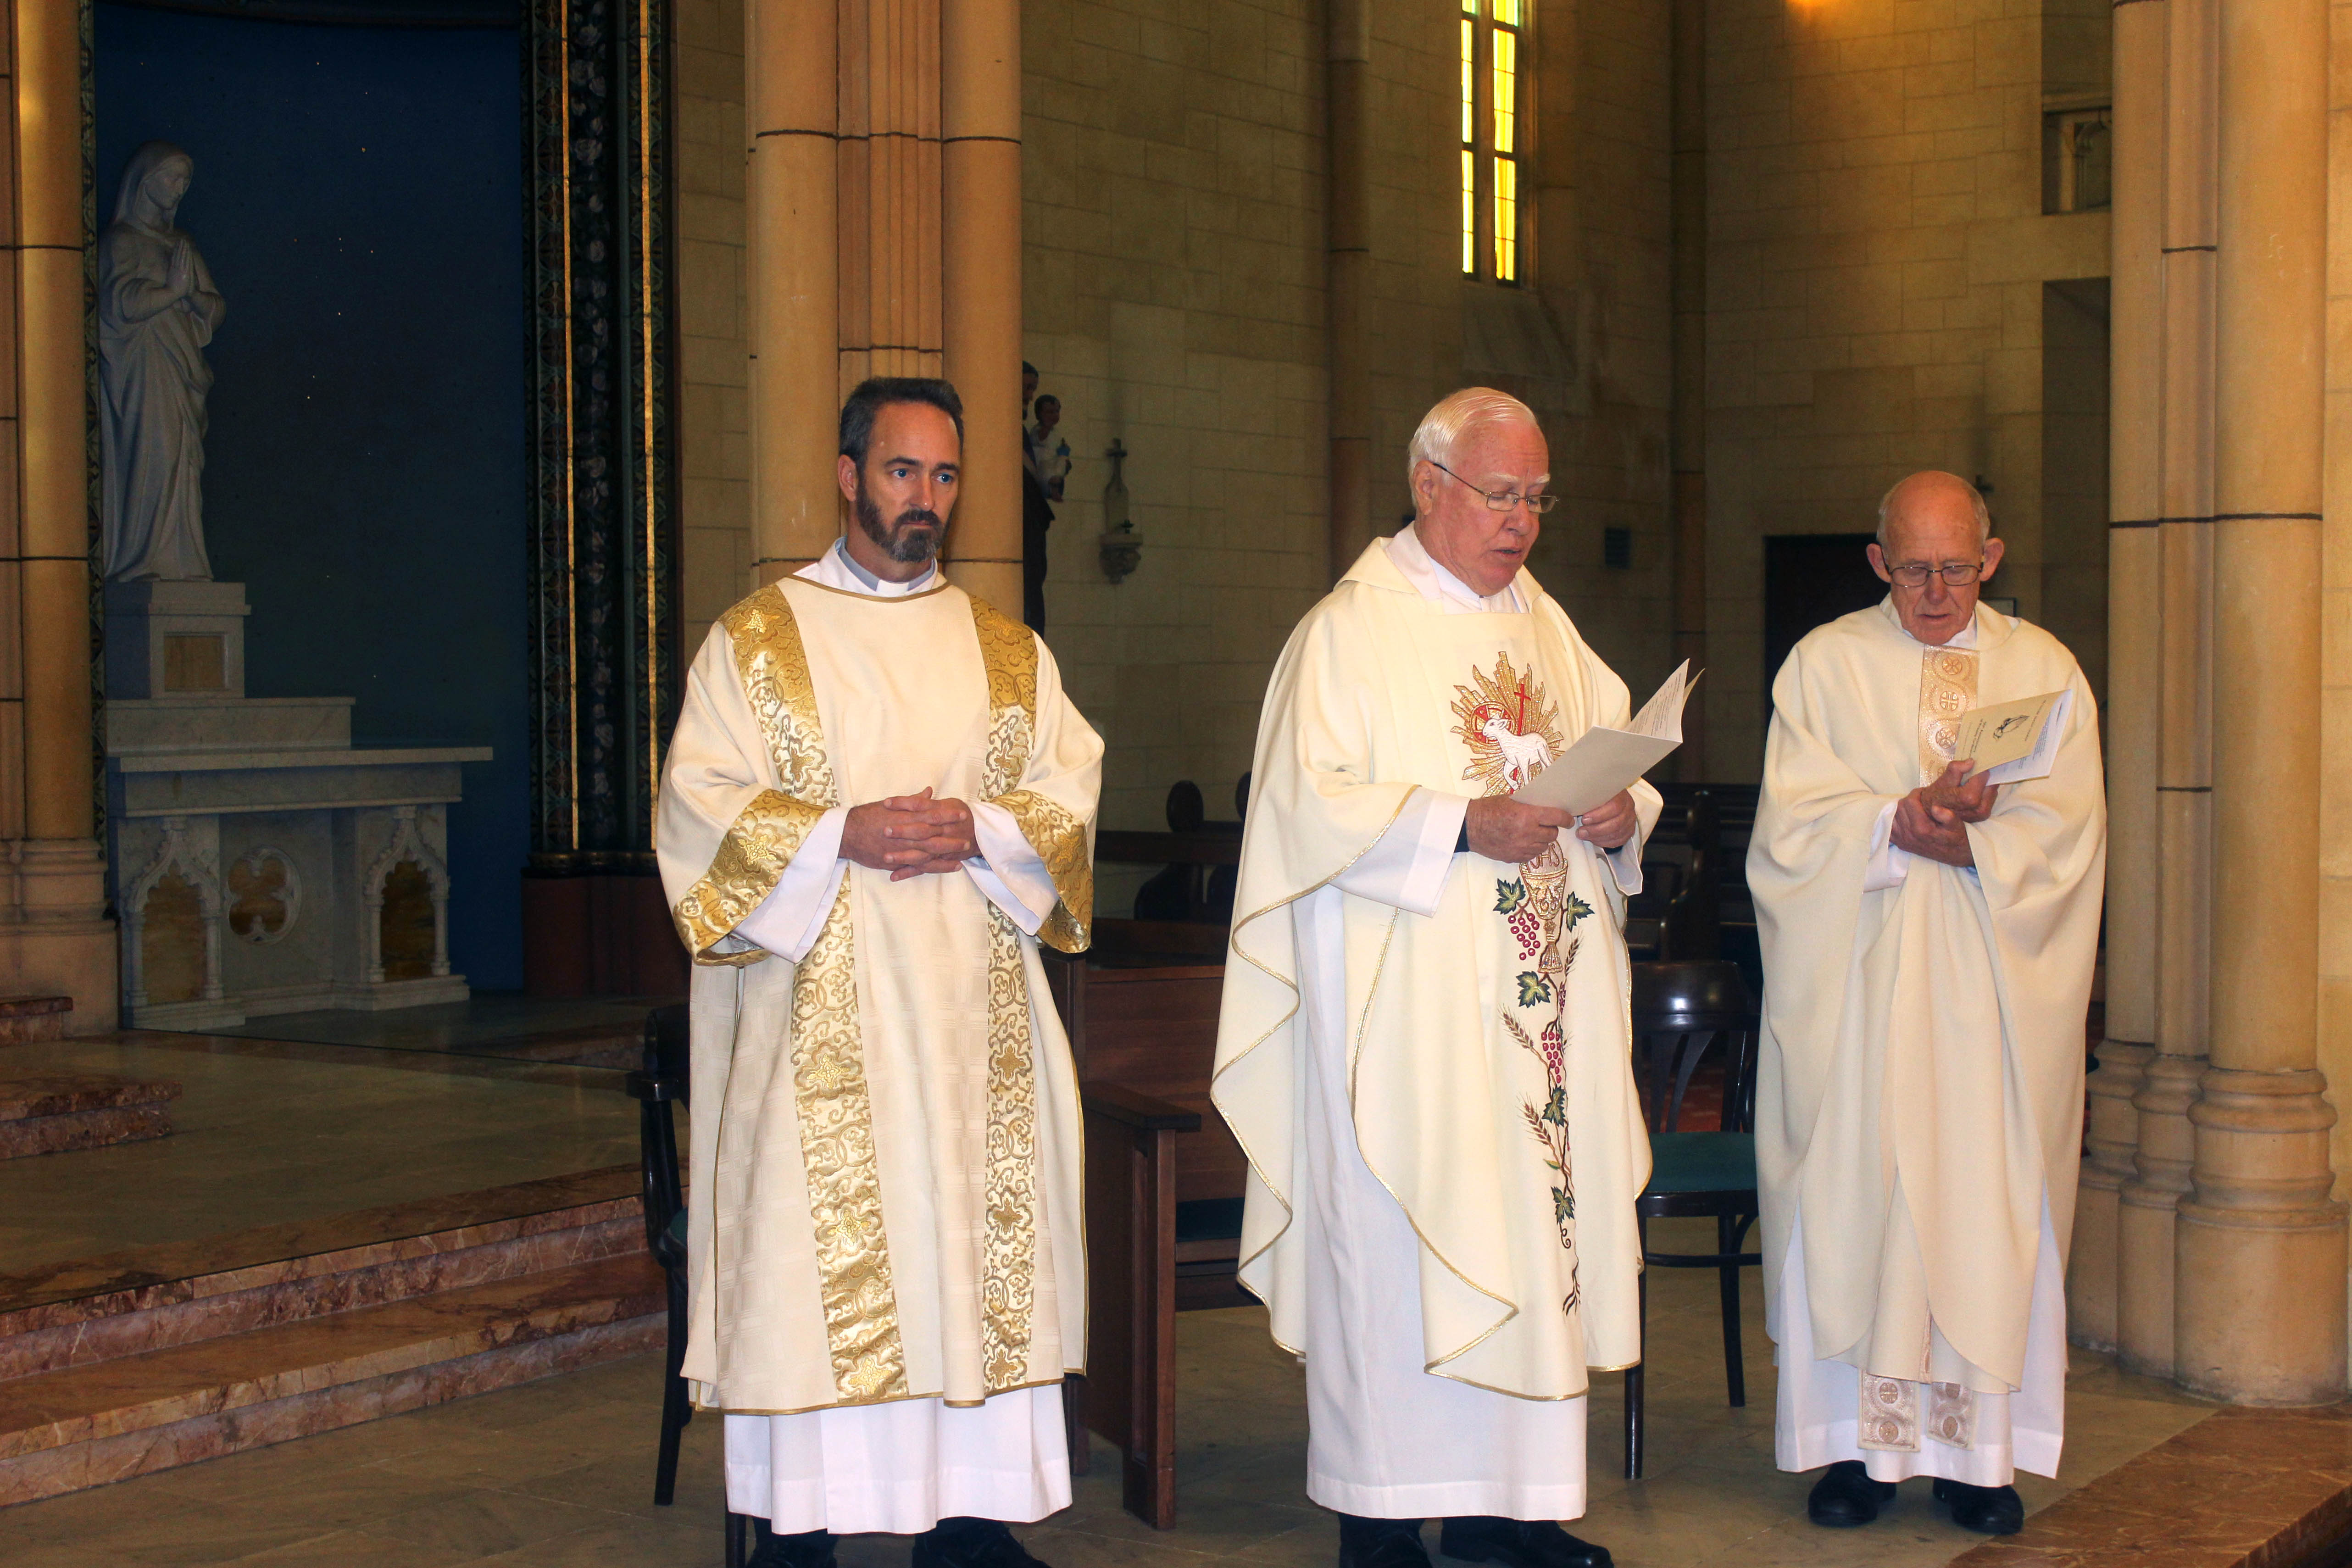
[102,582,492,1030]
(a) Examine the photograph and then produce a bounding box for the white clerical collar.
[798,537,940,597]
[1879,595,1979,650]
[1385,523,1528,613]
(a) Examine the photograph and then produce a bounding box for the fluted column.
[2075,0,2163,1355]
[746,0,840,584]
[2174,0,2346,1404]
[1326,0,1372,582]
[939,0,1023,616]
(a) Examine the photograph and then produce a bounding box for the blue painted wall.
[96,6,528,990]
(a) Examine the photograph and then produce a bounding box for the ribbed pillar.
[837,0,943,394]
[746,0,840,585]
[1325,0,1371,582]
[939,0,1023,616]
[1668,0,1706,781]
[2076,0,2164,1356]
[2117,0,2216,1379]
[2174,0,2347,1404]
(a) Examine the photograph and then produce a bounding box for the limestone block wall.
[1019,0,1330,835]
[675,0,751,659]
[1700,0,2111,779]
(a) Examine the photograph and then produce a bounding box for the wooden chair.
[624,1003,758,1566]
[1621,960,1761,1479]
[1072,1084,1202,1529]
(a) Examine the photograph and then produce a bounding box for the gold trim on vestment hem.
[791,879,910,1402]
[691,1371,1071,1418]
[674,789,829,961]
[789,575,957,604]
[1212,787,1422,1283]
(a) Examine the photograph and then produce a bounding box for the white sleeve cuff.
[1601,832,1645,897]
[1331,789,1469,917]
[734,807,850,962]
[964,801,1059,936]
[1863,799,1911,892]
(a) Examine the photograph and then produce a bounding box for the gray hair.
[1407,387,1541,498]
[1875,473,1991,550]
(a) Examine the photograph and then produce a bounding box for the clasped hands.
[1465,789,1637,864]
[1890,759,1998,868]
[842,788,980,881]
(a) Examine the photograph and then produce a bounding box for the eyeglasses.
[1886,560,1986,588]
[1430,461,1560,514]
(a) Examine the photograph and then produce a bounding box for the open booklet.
[1511,661,1699,816]
[1954,688,2071,784]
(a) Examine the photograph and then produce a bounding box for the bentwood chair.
[1621,960,1762,1479]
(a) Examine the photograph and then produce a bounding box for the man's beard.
[855,483,944,565]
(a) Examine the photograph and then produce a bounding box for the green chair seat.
[1641,1131,1756,1197]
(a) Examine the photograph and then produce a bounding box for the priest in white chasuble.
[657,378,1101,1568]
[1214,388,1658,1568]
[1750,471,2106,1539]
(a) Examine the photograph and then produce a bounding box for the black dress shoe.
[912,1518,1050,1568]
[1807,1461,1898,1527]
[747,1524,837,1568]
[1439,1516,1612,1568]
[1338,1515,1429,1568]
[1934,1479,2024,1535]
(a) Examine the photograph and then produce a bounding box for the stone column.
[6,0,116,1030]
[2174,0,2346,1404]
[940,0,1023,617]
[2076,0,2163,1354]
[2117,0,2217,1379]
[745,0,840,584]
[1668,0,1707,780]
[1326,0,1372,582]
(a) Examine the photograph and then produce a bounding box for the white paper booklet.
[1954,688,2071,785]
[1512,662,1699,815]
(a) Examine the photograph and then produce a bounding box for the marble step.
[0,1166,645,1379]
[0,1073,181,1160]
[0,1251,665,1507]
[0,996,72,1047]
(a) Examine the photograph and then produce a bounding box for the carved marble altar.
[104,581,491,1029]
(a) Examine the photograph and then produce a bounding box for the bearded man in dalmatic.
[1214,388,1658,1568]
[1750,471,2106,1538]
[658,378,1101,1568]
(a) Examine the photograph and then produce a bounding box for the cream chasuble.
[1215,535,1657,1518]
[656,551,1100,1529]
[1749,600,2104,1485]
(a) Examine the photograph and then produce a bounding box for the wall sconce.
[1099,438,1142,584]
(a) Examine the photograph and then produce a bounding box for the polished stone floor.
[0,1222,2219,1567]
[202,994,675,1067]
[0,1034,636,1276]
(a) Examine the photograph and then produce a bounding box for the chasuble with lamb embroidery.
[1213,531,1657,1520]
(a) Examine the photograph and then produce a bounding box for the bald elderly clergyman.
[1748,473,2107,1537]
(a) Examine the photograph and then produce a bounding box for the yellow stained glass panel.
[1494,0,1520,23]
[1460,18,1474,146]
[1495,156,1518,282]
[1463,150,1477,275]
[1493,28,1516,156]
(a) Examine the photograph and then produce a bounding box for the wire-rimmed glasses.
[1884,560,1986,588]
[1430,460,1561,514]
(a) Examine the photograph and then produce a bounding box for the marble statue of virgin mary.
[100,141,227,582]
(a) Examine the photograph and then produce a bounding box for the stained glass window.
[1460,0,1527,284]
